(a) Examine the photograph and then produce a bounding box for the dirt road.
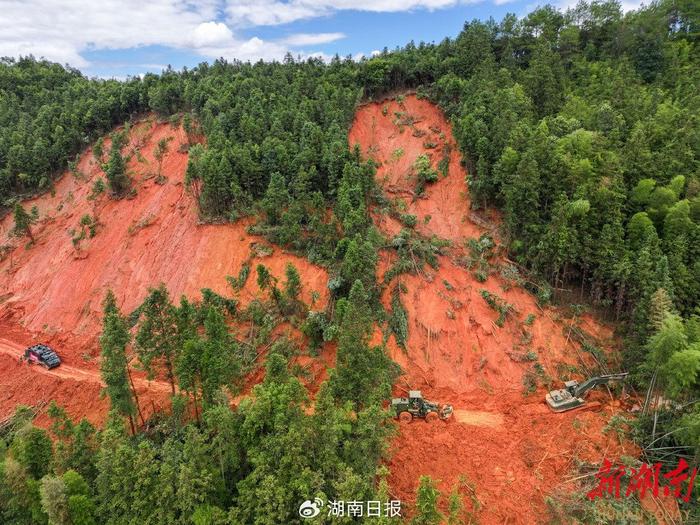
[0,337,170,392]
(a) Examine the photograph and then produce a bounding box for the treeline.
[0,58,143,201]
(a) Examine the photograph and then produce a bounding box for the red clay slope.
[349,95,635,524]
[0,117,328,425]
[0,102,635,523]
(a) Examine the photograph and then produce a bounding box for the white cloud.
[0,1,302,67]
[282,32,346,46]
[0,1,220,66]
[191,22,235,48]
[225,0,471,27]
[0,0,503,70]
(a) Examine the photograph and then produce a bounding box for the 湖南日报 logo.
[299,498,324,519]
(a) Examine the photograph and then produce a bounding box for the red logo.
[588,459,697,503]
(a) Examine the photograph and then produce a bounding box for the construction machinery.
[546,373,628,412]
[21,344,61,369]
[392,390,453,422]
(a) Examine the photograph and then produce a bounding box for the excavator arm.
[572,373,628,398]
[547,372,628,413]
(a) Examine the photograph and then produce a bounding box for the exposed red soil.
[349,95,636,524]
[0,117,329,426]
[0,99,639,523]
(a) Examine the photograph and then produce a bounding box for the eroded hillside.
[0,100,638,524]
[349,95,636,524]
[0,117,330,424]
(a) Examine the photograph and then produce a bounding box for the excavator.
[546,373,628,412]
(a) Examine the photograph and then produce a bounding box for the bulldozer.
[392,390,453,422]
[546,373,628,412]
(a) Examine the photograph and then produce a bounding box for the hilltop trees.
[0,58,143,207]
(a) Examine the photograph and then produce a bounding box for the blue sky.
[1,0,645,79]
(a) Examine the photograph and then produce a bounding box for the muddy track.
[0,337,170,392]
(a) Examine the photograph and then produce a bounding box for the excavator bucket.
[439,404,453,420]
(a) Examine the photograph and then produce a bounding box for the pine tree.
[649,288,674,332]
[178,306,241,410]
[647,314,688,371]
[256,264,273,291]
[446,485,465,525]
[94,411,129,523]
[199,151,233,217]
[153,137,171,178]
[330,280,394,407]
[199,307,241,406]
[262,171,289,225]
[69,421,98,483]
[174,427,224,517]
[93,137,104,164]
[135,284,179,395]
[99,290,136,434]
[104,138,130,197]
[48,401,75,475]
[341,235,377,292]
[366,466,393,525]
[202,405,240,494]
[503,152,541,242]
[67,494,97,525]
[522,40,564,116]
[233,352,314,525]
[0,456,42,523]
[412,476,444,525]
[11,425,53,479]
[284,263,301,301]
[62,470,90,500]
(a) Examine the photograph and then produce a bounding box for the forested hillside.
[1,0,699,523]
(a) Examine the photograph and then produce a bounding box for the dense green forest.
[2,0,700,522]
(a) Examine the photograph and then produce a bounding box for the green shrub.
[480,289,514,327]
[389,285,409,349]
